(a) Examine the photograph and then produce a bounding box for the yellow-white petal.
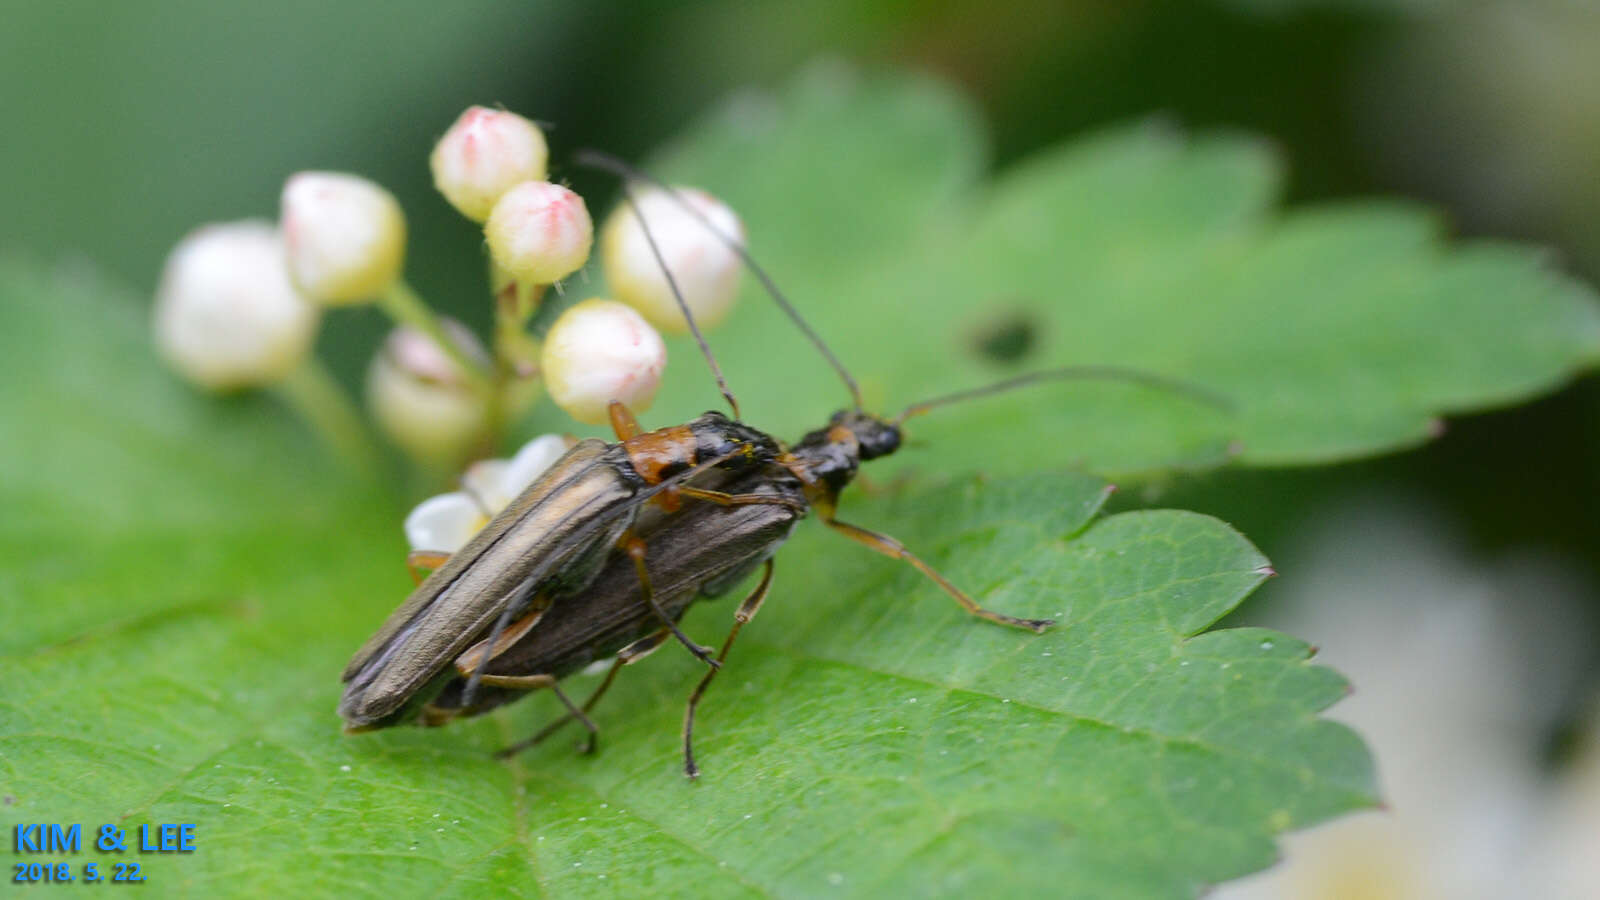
[500,434,573,499]
[460,458,510,512]
[456,434,572,518]
[403,491,486,553]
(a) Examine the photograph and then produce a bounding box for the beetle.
[339,150,1228,776]
[418,462,807,763]
[338,409,800,732]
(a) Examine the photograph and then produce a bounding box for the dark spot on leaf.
[970,309,1038,363]
[2,795,14,806]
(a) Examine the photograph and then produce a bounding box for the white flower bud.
[430,107,550,223]
[495,327,544,421]
[485,181,593,284]
[541,298,666,425]
[601,185,745,333]
[281,171,406,304]
[367,319,489,464]
[153,220,319,391]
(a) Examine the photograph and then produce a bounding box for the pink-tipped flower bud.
[367,319,490,464]
[541,298,666,425]
[485,181,593,284]
[431,107,550,222]
[153,220,320,391]
[281,172,406,305]
[601,185,745,333]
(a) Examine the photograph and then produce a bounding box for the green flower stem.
[513,279,543,328]
[274,357,384,477]
[494,282,545,356]
[378,280,492,394]
[483,279,547,454]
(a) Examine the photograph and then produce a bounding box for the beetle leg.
[473,673,555,689]
[452,595,554,675]
[405,549,451,585]
[467,673,601,750]
[655,483,684,514]
[608,401,642,440]
[822,516,1054,633]
[624,535,720,669]
[682,558,775,779]
[496,627,673,759]
[617,627,675,664]
[677,486,807,514]
[460,577,543,707]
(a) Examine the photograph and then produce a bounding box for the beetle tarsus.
[493,627,674,759]
[680,559,775,782]
[820,515,1052,634]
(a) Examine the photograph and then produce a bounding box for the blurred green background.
[5,0,1599,891]
[5,0,1595,629]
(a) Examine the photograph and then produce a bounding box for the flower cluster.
[155,105,753,554]
[154,106,747,479]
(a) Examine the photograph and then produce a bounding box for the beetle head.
[829,410,902,460]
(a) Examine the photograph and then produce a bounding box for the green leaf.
[600,65,1600,478]
[0,259,1369,897]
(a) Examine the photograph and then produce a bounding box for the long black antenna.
[895,365,1233,424]
[575,148,864,412]
[616,180,740,420]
